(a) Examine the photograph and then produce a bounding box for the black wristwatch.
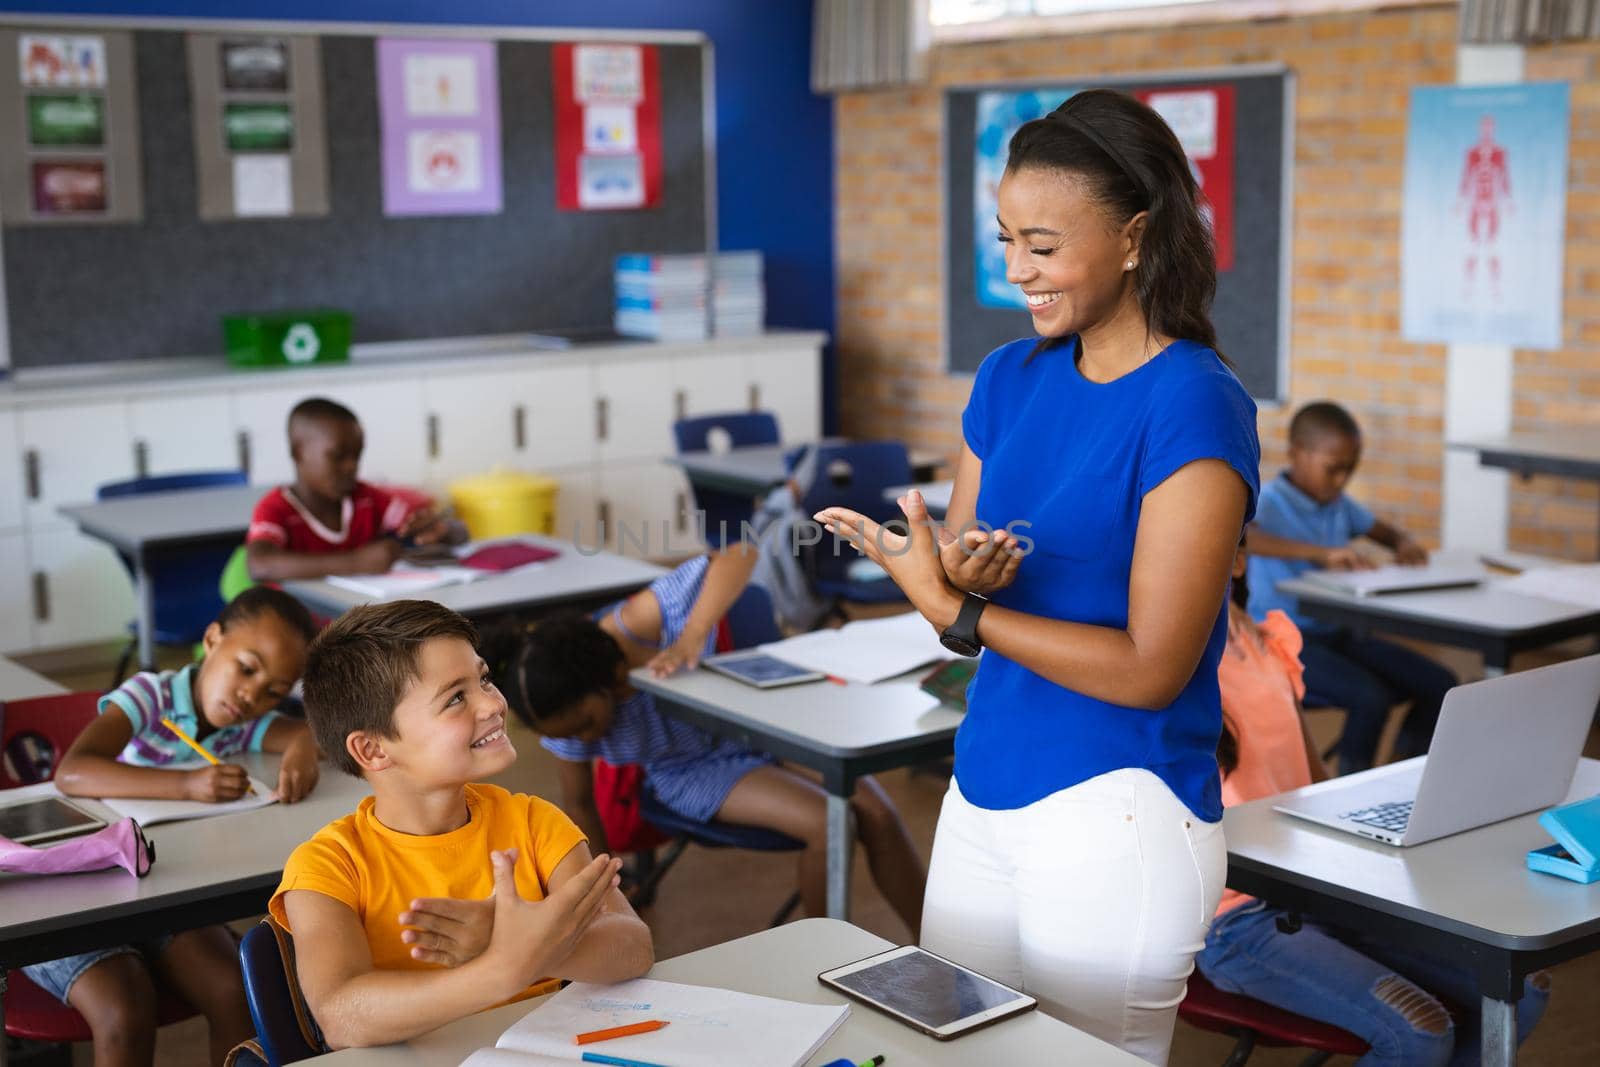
[939,593,988,657]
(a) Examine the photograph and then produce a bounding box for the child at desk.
[1247,401,1457,773]
[272,600,652,1050]
[38,587,320,1067]
[246,396,462,582]
[489,545,927,936]
[1198,545,1549,1067]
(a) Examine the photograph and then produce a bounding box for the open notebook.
[97,778,276,827]
[458,978,848,1067]
[759,611,952,685]
[1299,561,1484,597]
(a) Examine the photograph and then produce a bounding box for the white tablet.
[818,944,1036,1040]
[0,795,107,845]
[702,650,825,689]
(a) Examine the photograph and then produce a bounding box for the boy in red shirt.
[247,397,459,582]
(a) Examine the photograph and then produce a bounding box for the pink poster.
[377,38,501,216]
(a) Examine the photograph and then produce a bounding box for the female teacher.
[817,89,1260,1065]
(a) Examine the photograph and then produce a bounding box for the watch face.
[939,632,981,658]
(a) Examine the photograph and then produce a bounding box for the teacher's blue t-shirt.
[959,336,1260,822]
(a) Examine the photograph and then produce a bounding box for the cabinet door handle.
[513,404,527,451]
[427,414,440,459]
[596,398,609,442]
[133,439,149,479]
[598,499,611,532]
[236,430,251,477]
[674,389,687,421]
[748,383,761,412]
[676,491,688,533]
[32,572,49,622]
[23,449,40,501]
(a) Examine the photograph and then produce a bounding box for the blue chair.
[97,470,248,685]
[230,916,327,1067]
[627,585,805,926]
[794,442,912,616]
[673,411,781,548]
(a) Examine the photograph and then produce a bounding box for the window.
[929,0,1437,38]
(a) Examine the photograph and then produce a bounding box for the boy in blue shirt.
[1246,401,1457,773]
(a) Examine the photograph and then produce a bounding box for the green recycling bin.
[223,309,352,369]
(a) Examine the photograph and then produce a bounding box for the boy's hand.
[276,735,321,804]
[351,538,403,574]
[184,762,251,802]
[1394,538,1429,566]
[648,633,707,677]
[399,896,494,967]
[940,524,1022,596]
[398,508,451,547]
[482,848,620,995]
[1320,546,1371,571]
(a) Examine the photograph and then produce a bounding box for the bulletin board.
[0,18,711,370]
[943,67,1293,402]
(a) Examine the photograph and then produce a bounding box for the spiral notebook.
[457,978,848,1067]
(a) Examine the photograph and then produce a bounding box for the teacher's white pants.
[921,769,1225,1065]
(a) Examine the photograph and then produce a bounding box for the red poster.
[553,43,662,211]
[1137,85,1235,272]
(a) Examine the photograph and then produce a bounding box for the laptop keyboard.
[1341,800,1413,834]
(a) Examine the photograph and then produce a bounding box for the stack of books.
[613,250,764,340]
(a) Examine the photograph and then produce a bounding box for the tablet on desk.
[703,650,825,689]
[0,795,107,845]
[819,944,1036,1040]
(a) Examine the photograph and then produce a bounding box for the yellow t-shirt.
[269,782,586,1003]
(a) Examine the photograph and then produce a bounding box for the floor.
[18,639,1600,1066]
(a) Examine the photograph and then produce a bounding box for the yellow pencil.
[161,717,255,795]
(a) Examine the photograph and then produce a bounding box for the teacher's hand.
[815,491,961,629]
[940,524,1022,597]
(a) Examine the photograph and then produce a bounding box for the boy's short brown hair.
[303,600,479,777]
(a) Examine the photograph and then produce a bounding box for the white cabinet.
[593,357,675,464]
[232,379,427,488]
[747,348,822,441]
[0,409,22,530]
[425,363,595,488]
[598,461,698,559]
[129,394,241,478]
[672,352,748,422]
[547,465,600,547]
[0,531,32,652]
[19,401,135,531]
[27,526,136,651]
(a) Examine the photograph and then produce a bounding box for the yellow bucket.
[448,470,559,540]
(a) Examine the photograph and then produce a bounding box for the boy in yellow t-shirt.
[269,601,653,1050]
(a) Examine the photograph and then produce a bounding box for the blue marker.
[581,1053,674,1067]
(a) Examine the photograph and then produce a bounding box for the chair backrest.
[238,916,327,1066]
[97,469,248,500]
[0,691,99,789]
[794,441,913,520]
[673,412,780,454]
[724,584,782,649]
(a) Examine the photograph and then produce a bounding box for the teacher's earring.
[1125,260,1135,270]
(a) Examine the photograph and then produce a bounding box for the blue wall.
[9,0,837,425]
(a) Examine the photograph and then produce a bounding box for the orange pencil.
[574,1020,670,1045]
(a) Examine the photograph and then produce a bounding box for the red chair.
[1,691,199,1049]
[1180,970,1370,1066]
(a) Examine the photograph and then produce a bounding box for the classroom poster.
[377,38,501,216]
[553,43,661,211]
[0,29,141,224]
[220,38,288,91]
[971,83,1235,311]
[1402,83,1569,349]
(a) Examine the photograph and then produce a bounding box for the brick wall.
[834,4,1600,559]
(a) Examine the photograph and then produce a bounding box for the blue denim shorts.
[21,936,173,1004]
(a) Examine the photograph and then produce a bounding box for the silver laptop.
[1274,653,1600,846]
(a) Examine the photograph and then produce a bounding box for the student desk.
[302,917,1146,1066]
[57,484,263,672]
[0,753,370,1067]
[883,479,953,519]
[1455,432,1600,557]
[1274,571,1600,676]
[627,667,963,919]
[670,441,947,499]
[1225,758,1600,1067]
[0,655,67,701]
[284,538,667,622]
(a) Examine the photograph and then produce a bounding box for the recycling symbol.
[282,323,321,364]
